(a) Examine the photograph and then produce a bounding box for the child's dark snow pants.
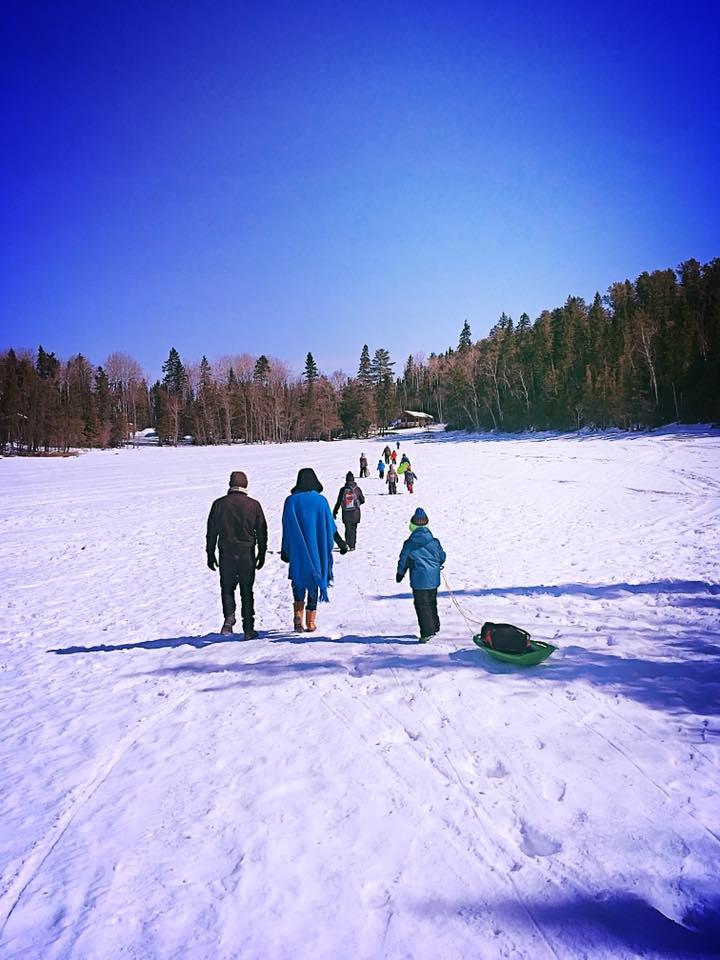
[413,588,440,638]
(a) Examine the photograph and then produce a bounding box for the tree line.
[1,257,717,452]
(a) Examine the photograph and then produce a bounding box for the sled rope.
[441,571,485,634]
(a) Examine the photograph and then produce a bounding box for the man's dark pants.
[219,548,256,631]
[412,588,440,638]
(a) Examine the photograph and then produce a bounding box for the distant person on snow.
[396,507,446,643]
[396,440,401,449]
[403,468,417,494]
[386,464,399,494]
[333,471,365,551]
[400,453,409,465]
[377,458,385,479]
[206,471,268,639]
[383,445,391,465]
[359,453,369,478]
[390,449,398,465]
[281,468,348,633]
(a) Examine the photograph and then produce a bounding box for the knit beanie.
[410,507,428,526]
[229,470,248,490]
[291,467,323,494]
[346,471,354,482]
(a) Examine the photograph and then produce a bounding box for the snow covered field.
[1,428,719,960]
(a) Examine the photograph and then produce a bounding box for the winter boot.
[221,614,236,636]
[293,601,305,632]
[305,609,317,633]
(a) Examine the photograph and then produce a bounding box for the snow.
[1,427,719,959]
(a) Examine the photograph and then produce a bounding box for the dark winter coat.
[333,480,365,522]
[206,491,268,560]
[396,527,446,590]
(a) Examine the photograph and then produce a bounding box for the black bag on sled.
[480,621,531,654]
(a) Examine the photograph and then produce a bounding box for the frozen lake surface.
[1,427,719,959]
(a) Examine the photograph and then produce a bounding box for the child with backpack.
[403,467,417,493]
[386,465,398,494]
[396,507,446,642]
[332,471,365,551]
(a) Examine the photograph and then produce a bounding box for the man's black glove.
[280,549,289,563]
[338,539,349,555]
[255,552,265,570]
[207,553,218,571]
[396,573,404,583]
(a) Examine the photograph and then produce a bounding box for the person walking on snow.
[206,471,268,639]
[383,445,391,465]
[403,467,417,494]
[390,449,398,465]
[377,458,385,480]
[333,471,365,551]
[396,507,446,642]
[281,468,348,633]
[359,453,368,478]
[386,464,399,494]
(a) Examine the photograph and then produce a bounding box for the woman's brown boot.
[293,601,305,632]
[305,609,317,632]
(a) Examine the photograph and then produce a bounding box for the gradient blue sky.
[2,0,719,379]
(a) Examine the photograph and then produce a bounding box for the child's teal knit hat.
[409,507,428,531]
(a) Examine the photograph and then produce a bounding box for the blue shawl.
[281,491,336,602]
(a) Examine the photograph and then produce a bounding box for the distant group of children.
[207,439,445,644]
[376,445,417,494]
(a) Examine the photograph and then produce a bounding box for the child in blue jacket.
[396,507,446,642]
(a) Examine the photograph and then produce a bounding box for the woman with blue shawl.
[281,468,348,632]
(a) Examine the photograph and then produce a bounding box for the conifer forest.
[2,257,718,452]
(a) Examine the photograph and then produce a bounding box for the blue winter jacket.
[396,527,447,590]
[281,491,337,601]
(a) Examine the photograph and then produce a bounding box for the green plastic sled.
[473,635,557,666]
[397,461,409,474]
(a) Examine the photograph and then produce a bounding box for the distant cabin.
[397,410,434,428]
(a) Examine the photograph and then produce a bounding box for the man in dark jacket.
[207,470,268,639]
[396,507,446,642]
[332,471,365,551]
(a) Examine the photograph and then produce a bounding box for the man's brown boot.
[305,609,317,632]
[293,601,305,632]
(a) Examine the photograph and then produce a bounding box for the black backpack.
[480,621,531,654]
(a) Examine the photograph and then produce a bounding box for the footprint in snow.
[519,821,562,858]
[487,760,508,779]
[361,882,391,909]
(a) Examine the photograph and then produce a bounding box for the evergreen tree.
[458,320,472,351]
[357,345,373,386]
[304,352,319,382]
[161,347,186,394]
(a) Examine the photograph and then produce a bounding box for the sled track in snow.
[0,691,193,943]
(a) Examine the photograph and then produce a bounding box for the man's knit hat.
[229,471,248,489]
[410,507,428,526]
[346,471,354,482]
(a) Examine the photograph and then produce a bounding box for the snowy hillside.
[1,428,719,959]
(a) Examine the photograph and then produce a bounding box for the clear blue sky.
[2,0,718,379]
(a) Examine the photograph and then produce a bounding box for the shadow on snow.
[373,579,720,603]
[420,892,720,958]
